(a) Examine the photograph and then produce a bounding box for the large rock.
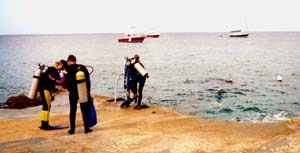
[6,93,42,109]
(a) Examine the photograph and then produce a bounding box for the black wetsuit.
[38,66,61,129]
[131,62,146,107]
[39,66,60,110]
[61,60,92,133]
[121,61,146,108]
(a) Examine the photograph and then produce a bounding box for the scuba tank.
[131,60,148,77]
[76,70,88,103]
[28,64,44,99]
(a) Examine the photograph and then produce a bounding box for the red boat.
[118,33,146,43]
[145,32,160,38]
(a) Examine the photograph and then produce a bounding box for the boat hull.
[146,34,160,38]
[229,32,249,37]
[118,37,145,43]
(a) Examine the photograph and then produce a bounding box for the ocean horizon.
[1,31,300,36]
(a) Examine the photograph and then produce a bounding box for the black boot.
[40,121,53,130]
[68,123,75,134]
[68,129,75,134]
[40,121,47,130]
[84,128,93,134]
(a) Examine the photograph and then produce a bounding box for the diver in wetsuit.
[39,62,64,130]
[61,55,93,134]
[121,57,136,108]
[121,54,148,110]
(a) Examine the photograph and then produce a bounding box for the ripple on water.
[242,107,264,113]
[219,108,234,113]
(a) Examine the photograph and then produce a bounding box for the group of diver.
[29,54,148,134]
[121,54,149,109]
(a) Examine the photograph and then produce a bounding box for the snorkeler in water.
[215,89,223,103]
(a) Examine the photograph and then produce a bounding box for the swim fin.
[40,125,69,130]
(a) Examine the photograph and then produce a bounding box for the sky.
[0,0,299,35]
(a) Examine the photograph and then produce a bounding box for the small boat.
[145,32,160,38]
[229,22,249,37]
[229,31,249,37]
[118,33,146,43]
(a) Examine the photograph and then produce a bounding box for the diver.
[121,54,149,110]
[38,61,64,130]
[120,57,139,108]
[61,55,93,134]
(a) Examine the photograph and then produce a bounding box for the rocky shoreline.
[0,93,300,152]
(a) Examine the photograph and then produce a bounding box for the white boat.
[229,20,249,37]
[229,30,249,37]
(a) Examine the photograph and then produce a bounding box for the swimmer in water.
[215,89,223,106]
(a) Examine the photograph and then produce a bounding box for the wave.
[242,107,264,113]
[262,111,290,122]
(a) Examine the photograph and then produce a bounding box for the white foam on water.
[262,111,289,122]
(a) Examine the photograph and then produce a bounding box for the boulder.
[6,93,42,109]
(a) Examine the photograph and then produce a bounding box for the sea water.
[1,32,300,122]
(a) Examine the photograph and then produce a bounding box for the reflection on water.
[1,32,300,122]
